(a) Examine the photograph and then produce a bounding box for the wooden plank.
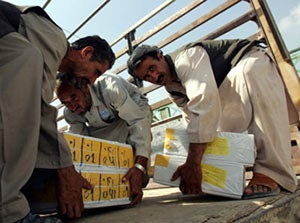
[112,0,243,74]
[151,114,182,127]
[292,159,300,167]
[250,0,300,112]
[56,114,64,122]
[292,146,300,157]
[157,0,241,50]
[245,171,253,181]
[110,0,175,47]
[290,125,300,174]
[150,98,172,110]
[293,166,300,175]
[141,84,161,95]
[198,9,256,41]
[114,0,206,59]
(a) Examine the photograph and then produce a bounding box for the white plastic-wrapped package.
[64,132,133,208]
[164,128,256,166]
[154,128,256,199]
[27,132,134,211]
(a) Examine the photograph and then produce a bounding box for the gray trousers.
[0,31,72,223]
[0,32,44,223]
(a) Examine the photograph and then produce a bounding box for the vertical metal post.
[125,30,144,88]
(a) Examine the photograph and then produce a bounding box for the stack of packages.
[153,128,256,199]
[63,132,133,208]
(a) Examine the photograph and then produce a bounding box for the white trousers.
[218,47,297,192]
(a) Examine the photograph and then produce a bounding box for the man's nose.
[153,73,161,84]
[67,102,77,111]
[148,71,157,83]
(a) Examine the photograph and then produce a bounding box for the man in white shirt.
[127,39,298,199]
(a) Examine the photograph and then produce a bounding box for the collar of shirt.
[88,84,102,106]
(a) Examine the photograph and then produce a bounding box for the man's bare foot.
[243,173,280,199]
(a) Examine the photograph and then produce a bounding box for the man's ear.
[157,51,164,60]
[80,46,94,59]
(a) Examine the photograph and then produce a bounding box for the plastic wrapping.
[154,128,256,199]
[63,132,133,208]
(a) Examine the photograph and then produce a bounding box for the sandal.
[243,172,281,199]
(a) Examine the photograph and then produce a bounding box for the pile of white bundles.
[153,128,256,199]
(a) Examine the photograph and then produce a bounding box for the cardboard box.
[63,132,134,208]
[153,129,256,199]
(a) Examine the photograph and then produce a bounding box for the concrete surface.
[67,178,300,223]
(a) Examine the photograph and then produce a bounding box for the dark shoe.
[16,213,63,223]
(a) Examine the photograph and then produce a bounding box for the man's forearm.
[134,155,148,173]
[186,143,207,164]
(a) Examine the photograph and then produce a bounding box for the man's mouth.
[74,106,83,114]
[157,74,164,84]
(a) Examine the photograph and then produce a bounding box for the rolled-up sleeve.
[174,46,221,143]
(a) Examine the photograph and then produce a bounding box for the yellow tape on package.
[154,128,255,199]
[64,132,134,208]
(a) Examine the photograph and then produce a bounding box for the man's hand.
[171,161,203,194]
[57,165,93,218]
[122,156,148,205]
[122,167,144,205]
[171,143,206,194]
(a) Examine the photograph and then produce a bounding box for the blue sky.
[3,0,300,110]
[4,0,299,50]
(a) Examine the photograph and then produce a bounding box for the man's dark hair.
[56,72,90,94]
[127,45,161,77]
[71,35,116,69]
